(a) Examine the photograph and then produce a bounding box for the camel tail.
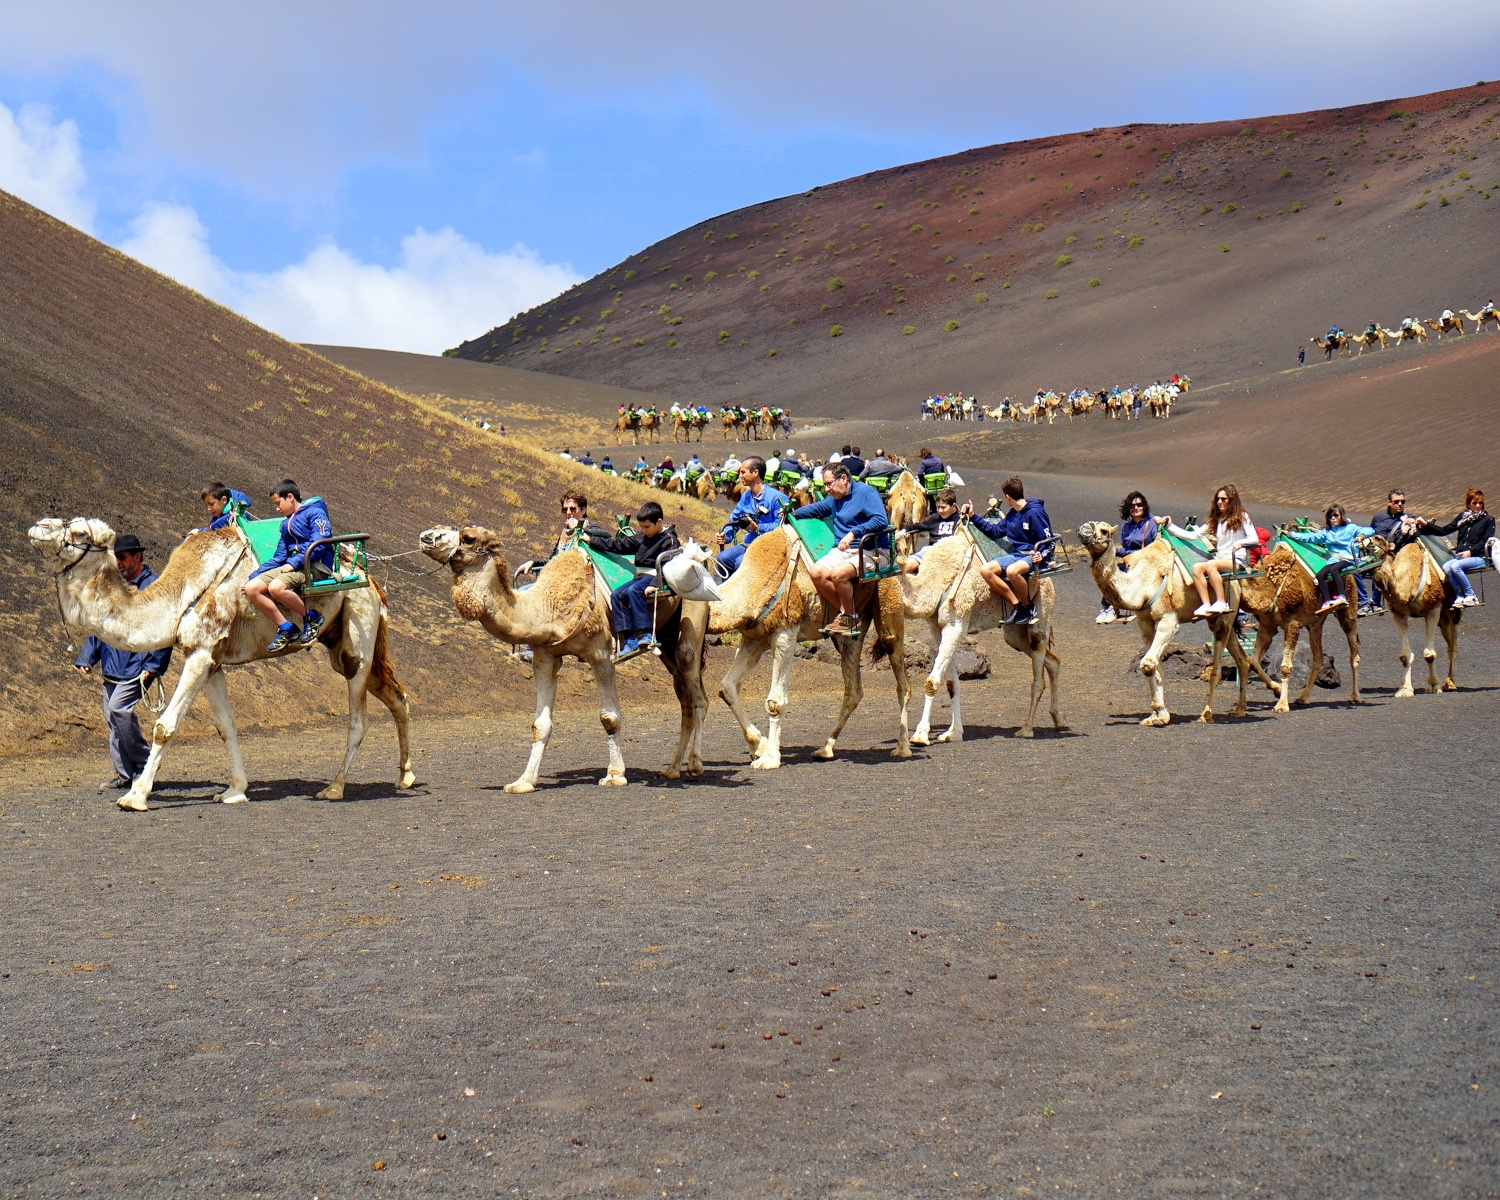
[366,609,406,704]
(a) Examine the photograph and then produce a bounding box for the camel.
[1310,333,1351,360]
[615,411,642,445]
[1105,393,1126,419]
[672,410,707,443]
[28,517,414,811]
[1236,545,1361,713]
[1350,328,1392,354]
[894,530,1062,742]
[680,530,910,769]
[1041,393,1062,423]
[721,409,746,440]
[886,471,928,529]
[1459,308,1499,334]
[418,525,709,790]
[1424,314,1465,340]
[1367,536,1463,696]
[744,409,763,441]
[1076,522,1276,725]
[1393,322,1429,346]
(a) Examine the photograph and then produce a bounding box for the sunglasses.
[561,505,581,513]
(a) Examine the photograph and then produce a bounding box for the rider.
[599,455,614,473]
[1097,491,1157,624]
[1418,489,1494,610]
[583,501,680,658]
[575,449,595,467]
[967,476,1054,626]
[715,456,789,575]
[1283,502,1375,615]
[900,487,960,573]
[685,452,703,476]
[634,455,649,474]
[243,480,334,652]
[918,447,945,476]
[1365,320,1380,338]
[793,461,888,637]
[859,449,901,481]
[779,447,806,475]
[196,482,252,531]
[1157,483,1258,619]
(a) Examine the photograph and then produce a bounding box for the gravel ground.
[3,532,1496,1199]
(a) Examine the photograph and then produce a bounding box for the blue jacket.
[795,481,889,546]
[1118,515,1157,558]
[725,485,788,545]
[1371,507,1418,549]
[249,496,335,578]
[919,454,946,475]
[208,488,253,531]
[974,498,1055,562]
[75,566,173,681]
[1286,522,1374,562]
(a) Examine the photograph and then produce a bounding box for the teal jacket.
[1285,522,1373,561]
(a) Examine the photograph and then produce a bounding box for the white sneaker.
[1095,610,1116,624]
[1194,602,1215,617]
[1209,600,1231,613]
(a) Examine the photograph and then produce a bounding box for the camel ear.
[85,519,115,548]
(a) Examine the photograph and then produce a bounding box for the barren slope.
[456,82,1500,414]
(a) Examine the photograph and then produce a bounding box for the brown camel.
[722,410,745,440]
[885,470,928,529]
[615,411,642,444]
[29,517,414,811]
[1237,545,1361,712]
[1424,313,1465,340]
[1459,308,1499,334]
[1310,333,1351,360]
[1367,537,1464,696]
[1393,322,1429,346]
[1350,328,1392,354]
[672,410,707,443]
[419,525,709,789]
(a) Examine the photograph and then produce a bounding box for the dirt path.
[2,568,1495,1198]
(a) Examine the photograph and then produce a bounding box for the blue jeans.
[1444,556,1486,599]
[611,575,655,636]
[1354,571,1373,606]
[717,543,746,575]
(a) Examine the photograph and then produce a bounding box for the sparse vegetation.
[1127,235,1146,248]
[971,272,985,282]
[1045,289,1059,299]
[1087,278,1101,287]
[909,224,924,233]
[1221,203,1237,214]
[1289,202,1304,212]
[944,320,960,332]
[1064,235,1077,245]
[945,273,957,282]
[827,277,845,292]
[1333,197,1342,206]
[1221,243,1230,253]
[1054,255,1073,267]
[901,325,916,335]
[1198,204,1213,215]
[973,292,989,303]
[830,324,843,337]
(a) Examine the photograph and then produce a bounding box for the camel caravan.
[27,461,1495,808]
[925,377,1190,426]
[1312,302,1497,359]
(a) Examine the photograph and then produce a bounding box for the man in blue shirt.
[793,462,888,636]
[715,456,788,575]
[967,476,1055,626]
[243,480,335,652]
[74,534,172,790]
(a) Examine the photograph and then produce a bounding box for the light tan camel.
[1310,333,1351,360]
[1424,314,1465,340]
[1367,537,1463,696]
[615,411,642,445]
[1460,308,1499,334]
[29,517,414,811]
[721,409,745,440]
[894,531,1061,742]
[1076,522,1275,724]
[886,471,928,529]
[418,525,709,790]
[1350,328,1392,354]
[680,532,911,769]
[1393,322,1429,346]
[640,412,662,443]
[671,411,707,443]
[1237,545,1361,712]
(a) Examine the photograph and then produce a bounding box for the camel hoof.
[1394,687,1414,699]
[116,792,149,812]
[397,771,418,789]
[813,743,836,760]
[939,728,962,743]
[1140,713,1170,727]
[750,754,782,770]
[687,760,704,776]
[1273,702,1290,715]
[891,745,912,759]
[218,792,249,805]
[910,732,931,747]
[661,767,681,780]
[503,780,536,794]
[315,784,344,801]
[1442,681,1459,692]
[598,774,628,788]
[1199,710,1215,724]
[1051,715,1065,729]
[1014,727,1034,739]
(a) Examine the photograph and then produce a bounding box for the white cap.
[829,452,842,462]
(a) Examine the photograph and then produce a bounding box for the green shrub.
[1002,281,1011,289]
[1127,235,1145,248]
[1439,194,1450,206]
[830,324,843,337]
[667,337,677,346]
[827,277,845,291]
[704,270,717,280]
[1087,277,1101,287]
[632,339,645,346]
[944,320,960,332]
[1221,243,1230,252]
[1198,204,1213,215]
[874,202,885,209]
[971,272,985,282]
[1045,289,1059,299]
[1279,168,1292,179]
[901,325,916,335]
[1026,174,1036,181]
[624,270,636,280]
[1054,255,1073,267]
[718,330,730,341]
[973,292,989,303]
[945,273,957,282]
[1414,199,1429,209]
[1333,197,1342,206]
[767,349,777,357]
[759,284,771,293]
[1221,203,1237,214]
[1289,202,1303,212]
[968,207,980,216]
[909,224,924,233]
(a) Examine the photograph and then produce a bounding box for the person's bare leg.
[1008,562,1030,606]
[979,561,1017,603]
[1190,563,1212,607]
[1207,565,1225,605]
[243,577,284,623]
[268,578,307,618]
[832,565,856,613]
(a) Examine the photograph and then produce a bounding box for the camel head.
[419,524,508,573]
[1076,521,1117,558]
[1360,534,1394,562]
[28,516,118,575]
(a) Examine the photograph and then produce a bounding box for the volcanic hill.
[0,190,716,756]
[455,82,1500,413]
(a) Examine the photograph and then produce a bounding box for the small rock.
[955,646,989,679]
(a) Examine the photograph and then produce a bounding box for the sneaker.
[617,634,641,657]
[266,623,297,653]
[1007,604,1035,626]
[1019,605,1040,626]
[821,611,859,637]
[1193,602,1215,618]
[98,775,132,792]
[1208,599,1232,614]
[299,609,324,645]
[1095,609,1117,625]
[1367,605,1386,616]
[1316,596,1346,614]
[1355,605,1373,617]
[1462,594,1481,607]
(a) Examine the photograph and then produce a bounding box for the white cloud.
[120,203,577,354]
[0,100,94,231]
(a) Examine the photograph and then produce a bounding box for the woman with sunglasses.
[1158,484,1258,618]
[1283,503,1374,615]
[1420,489,1494,609]
[1096,491,1157,624]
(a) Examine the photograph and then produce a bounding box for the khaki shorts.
[814,546,860,572]
[262,568,307,589]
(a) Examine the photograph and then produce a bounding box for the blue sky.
[2,2,1496,353]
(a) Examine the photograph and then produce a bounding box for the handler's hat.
[113,534,145,554]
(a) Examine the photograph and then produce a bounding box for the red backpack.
[1246,526,1273,565]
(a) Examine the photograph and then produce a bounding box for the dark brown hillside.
[456,82,1500,414]
[0,191,719,756]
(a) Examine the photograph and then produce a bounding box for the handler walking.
[73,533,172,790]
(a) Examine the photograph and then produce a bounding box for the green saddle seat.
[769,470,803,490]
[235,500,370,596]
[1158,524,1260,579]
[922,473,949,493]
[787,516,899,581]
[864,475,893,495]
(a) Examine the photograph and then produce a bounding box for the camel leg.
[1392,613,1416,698]
[507,651,560,793]
[586,647,628,786]
[1045,639,1064,729]
[1200,615,1229,723]
[815,628,867,759]
[118,648,217,811]
[1439,612,1460,692]
[882,612,912,760]
[717,633,773,762]
[363,625,416,788]
[1274,620,1301,713]
[1250,620,1283,699]
[660,616,707,780]
[1016,630,1048,739]
[1137,613,1175,726]
[915,620,963,745]
[1421,611,1442,694]
[200,668,248,805]
[755,625,799,770]
[319,658,371,803]
[1335,596,1361,705]
[1299,617,1327,708]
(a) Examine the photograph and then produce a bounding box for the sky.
[1,2,1497,354]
